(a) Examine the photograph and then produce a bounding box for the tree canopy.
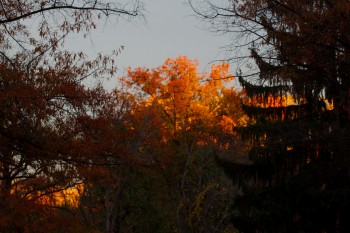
[192,0,350,232]
[0,1,143,232]
[4,0,349,232]
[119,56,246,233]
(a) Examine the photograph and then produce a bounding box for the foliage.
[119,56,246,232]
[123,56,247,142]
[0,1,253,232]
[192,0,350,232]
[0,0,142,232]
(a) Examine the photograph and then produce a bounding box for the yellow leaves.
[36,184,84,208]
[188,183,220,226]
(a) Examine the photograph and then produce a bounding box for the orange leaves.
[208,63,232,86]
[246,93,300,108]
[35,184,84,209]
[120,56,246,146]
[127,67,161,96]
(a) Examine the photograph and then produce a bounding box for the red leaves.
[0,51,122,232]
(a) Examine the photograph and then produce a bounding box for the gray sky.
[68,0,237,90]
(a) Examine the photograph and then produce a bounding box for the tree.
[0,1,143,232]
[121,56,247,232]
[191,0,350,232]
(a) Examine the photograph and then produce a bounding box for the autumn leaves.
[0,54,245,232]
[0,1,249,231]
[115,56,245,232]
[122,56,245,145]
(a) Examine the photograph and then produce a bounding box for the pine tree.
[193,0,350,232]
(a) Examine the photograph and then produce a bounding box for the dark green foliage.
[204,0,350,232]
[231,159,350,233]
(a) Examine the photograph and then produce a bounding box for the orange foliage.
[35,184,84,208]
[121,56,247,147]
[246,93,299,108]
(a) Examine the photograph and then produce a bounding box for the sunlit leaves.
[122,56,245,146]
[117,56,245,232]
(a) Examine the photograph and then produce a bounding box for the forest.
[0,0,349,233]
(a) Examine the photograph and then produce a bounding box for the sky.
[68,0,238,90]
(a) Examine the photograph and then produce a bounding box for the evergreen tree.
[192,0,350,232]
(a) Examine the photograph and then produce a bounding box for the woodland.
[0,1,349,233]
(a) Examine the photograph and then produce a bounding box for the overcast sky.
[68,0,238,90]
